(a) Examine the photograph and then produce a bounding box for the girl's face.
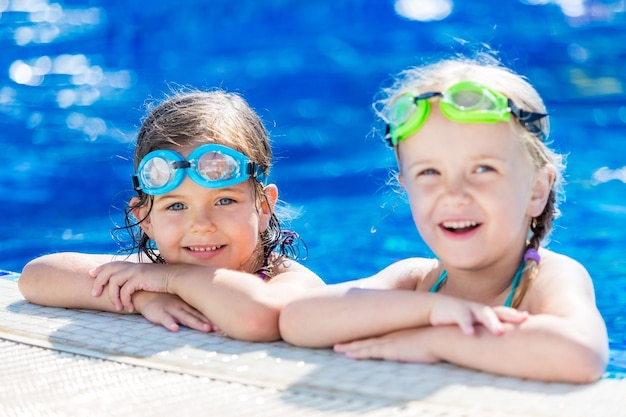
[397,105,552,270]
[134,176,275,273]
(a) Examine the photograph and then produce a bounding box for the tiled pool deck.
[0,273,624,416]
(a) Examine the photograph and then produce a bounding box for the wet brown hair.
[115,88,305,277]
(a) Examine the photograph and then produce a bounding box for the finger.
[90,267,108,297]
[335,341,383,360]
[343,347,372,360]
[91,281,105,298]
[456,314,476,336]
[493,306,529,323]
[333,339,369,353]
[472,306,504,335]
[160,315,181,332]
[172,307,213,332]
[120,283,138,313]
[107,275,126,312]
[90,262,123,296]
[90,268,123,311]
[88,266,102,278]
[333,343,350,353]
[334,342,361,356]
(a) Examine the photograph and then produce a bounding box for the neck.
[438,253,524,306]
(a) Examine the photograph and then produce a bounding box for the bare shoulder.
[268,257,325,287]
[524,248,597,314]
[535,249,594,290]
[366,257,439,290]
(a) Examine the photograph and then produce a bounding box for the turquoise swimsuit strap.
[429,262,525,307]
[429,270,448,294]
[503,262,525,307]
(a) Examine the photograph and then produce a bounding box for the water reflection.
[2,0,135,144]
[593,166,626,184]
[0,0,625,376]
[2,0,103,45]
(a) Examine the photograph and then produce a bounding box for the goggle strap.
[131,175,141,191]
[508,99,547,123]
[247,162,268,184]
[246,162,256,177]
[384,124,393,147]
[508,99,548,140]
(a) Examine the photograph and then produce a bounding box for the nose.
[191,208,217,233]
[441,174,471,205]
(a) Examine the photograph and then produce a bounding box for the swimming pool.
[1,0,624,377]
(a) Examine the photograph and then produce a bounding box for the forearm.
[167,266,286,342]
[19,253,125,312]
[280,288,437,348]
[421,315,608,383]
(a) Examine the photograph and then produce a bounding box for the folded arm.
[89,259,325,342]
[279,258,525,347]
[19,252,134,311]
[18,253,212,332]
[335,311,607,383]
[333,255,609,384]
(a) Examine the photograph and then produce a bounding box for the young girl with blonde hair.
[279,55,608,383]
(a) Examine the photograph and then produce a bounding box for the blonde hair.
[376,54,565,307]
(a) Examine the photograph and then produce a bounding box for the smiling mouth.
[441,220,479,233]
[187,245,224,252]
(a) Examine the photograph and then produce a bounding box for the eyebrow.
[156,186,251,200]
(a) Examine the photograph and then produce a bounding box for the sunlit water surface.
[1,0,624,377]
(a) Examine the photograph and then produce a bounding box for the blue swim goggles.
[384,80,547,146]
[132,144,267,195]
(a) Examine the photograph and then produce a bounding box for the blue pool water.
[1,0,625,377]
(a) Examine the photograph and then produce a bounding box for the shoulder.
[268,256,324,287]
[366,257,439,290]
[523,248,597,313]
[536,249,593,289]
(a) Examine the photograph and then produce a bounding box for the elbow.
[561,347,608,384]
[543,343,609,384]
[563,333,610,384]
[225,303,282,343]
[279,303,320,348]
[18,259,43,303]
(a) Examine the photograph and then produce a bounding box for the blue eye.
[420,168,440,175]
[475,165,495,173]
[216,197,235,206]
[168,202,187,211]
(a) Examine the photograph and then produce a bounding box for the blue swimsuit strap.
[429,261,525,308]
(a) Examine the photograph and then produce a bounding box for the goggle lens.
[133,144,266,195]
[388,94,418,127]
[447,88,495,111]
[385,80,546,146]
[140,156,175,189]
[196,151,239,182]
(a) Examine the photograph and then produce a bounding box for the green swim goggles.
[132,144,267,195]
[384,80,548,147]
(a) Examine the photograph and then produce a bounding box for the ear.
[526,167,555,217]
[130,196,154,238]
[259,184,278,232]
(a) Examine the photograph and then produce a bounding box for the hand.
[90,262,174,312]
[133,292,215,333]
[429,296,529,336]
[334,328,438,363]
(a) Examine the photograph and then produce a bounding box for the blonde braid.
[511,189,557,308]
